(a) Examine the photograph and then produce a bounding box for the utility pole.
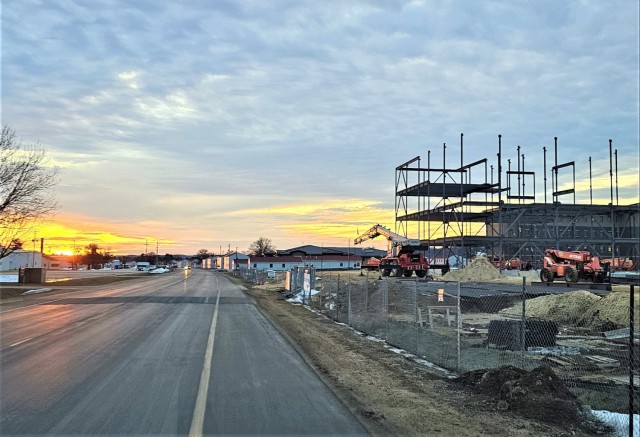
[156,241,159,267]
[31,231,37,267]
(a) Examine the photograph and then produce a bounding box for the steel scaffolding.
[395,134,639,269]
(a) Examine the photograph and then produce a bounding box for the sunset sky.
[2,1,639,256]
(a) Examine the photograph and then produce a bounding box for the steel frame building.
[395,134,639,269]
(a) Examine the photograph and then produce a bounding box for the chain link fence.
[305,272,638,434]
[231,268,269,285]
[232,266,317,298]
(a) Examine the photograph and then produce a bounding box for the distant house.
[0,250,71,271]
[216,252,249,270]
[244,245,387,271]
[277,245,386,260]
[47,255,74,270]
[249,254,361,271]
[202,256,227,269]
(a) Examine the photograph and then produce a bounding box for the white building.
[215,253,249,270]
[0,250,58,271]
[248,255,361,271]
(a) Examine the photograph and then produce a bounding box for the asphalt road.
[0,269,366,435]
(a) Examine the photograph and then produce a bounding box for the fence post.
[384,281,389,341]
[364,277,368,312]
[457,281,461,372]
[414,280,418,356]
[630,284,635,437]
[521,276,527,361]
[348,283,352,326]
[336,274,340,321]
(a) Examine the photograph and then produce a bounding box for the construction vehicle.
[361,257,381,271]
[601,257,636,271]
[354,224,432,278]
[539,249,608,283]
[490,257,533,271]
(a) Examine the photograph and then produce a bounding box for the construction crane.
[354,224,422,257]
[354,225,429,278]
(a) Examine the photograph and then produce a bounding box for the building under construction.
[394,134,640,270]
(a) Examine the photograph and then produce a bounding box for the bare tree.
[0,125,58,260]
[248,237,276,257]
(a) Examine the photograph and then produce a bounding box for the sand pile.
[499,290,639,330]
[578,291,639,329]
[499,290,601,324]
[442,256,501,282]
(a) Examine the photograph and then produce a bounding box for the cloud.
[3,0,638,254]
[118,70,141,89]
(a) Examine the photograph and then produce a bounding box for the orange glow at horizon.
[29,214,173,255]
[16,183,639,256]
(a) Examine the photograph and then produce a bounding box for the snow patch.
[286,289,320,303]
[0,274,19,283]
[592,410,639,437]
[21,288,52,295]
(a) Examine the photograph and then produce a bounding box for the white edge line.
[7,337,35,348]
[189,289,221,437]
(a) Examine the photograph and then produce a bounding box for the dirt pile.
[499,290,601,325]
[455,366,608,434]
[498,290,638,330]
[579,290,639,329]
[442,256,501,282]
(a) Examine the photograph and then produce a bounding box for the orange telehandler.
[539,249,608,283]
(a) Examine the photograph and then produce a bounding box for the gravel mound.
[442,256,501,282]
